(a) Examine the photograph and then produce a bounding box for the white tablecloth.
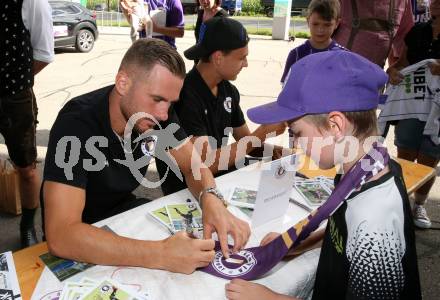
[31,163,321,300]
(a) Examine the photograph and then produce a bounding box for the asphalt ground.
[0,30,438,299]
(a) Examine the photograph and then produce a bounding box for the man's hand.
[159,231,215,274]
[386,67,404,85]
[225,279,298,300]
[429,60,440,75]
[202,194,251,258]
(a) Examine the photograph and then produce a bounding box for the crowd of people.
[1,0,439,299]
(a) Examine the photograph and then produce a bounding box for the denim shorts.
[0,88,38,167]
[394,118,440,159]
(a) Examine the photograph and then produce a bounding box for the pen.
[289,198,313,213]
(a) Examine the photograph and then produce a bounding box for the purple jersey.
[142,0,184,48]
[280,40,345,83]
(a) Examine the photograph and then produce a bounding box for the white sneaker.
[413,205,432,229]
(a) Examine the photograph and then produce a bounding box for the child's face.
[288,118,336,170]
[307,12,339,44]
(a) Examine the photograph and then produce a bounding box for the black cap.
[184,17,249,60]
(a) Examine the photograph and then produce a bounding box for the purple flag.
[201,144,390,280]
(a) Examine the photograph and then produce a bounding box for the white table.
[30,162,320,300]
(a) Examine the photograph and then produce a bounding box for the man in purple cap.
[225,51,421,300]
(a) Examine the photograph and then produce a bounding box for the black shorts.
[0,88,38,167]
[394,118,440,160]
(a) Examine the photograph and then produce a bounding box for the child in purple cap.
[225,51,421,299]
[280,0,345,84]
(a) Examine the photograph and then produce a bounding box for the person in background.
[120,0,153,42]
[333,0,414,67]
[386,0,440,229]
[195,0,228,43]
[0,0,54,248]
[120,0,139,43]
[193,0,228,65]
[280,0,344,84]
[140,0,184,48]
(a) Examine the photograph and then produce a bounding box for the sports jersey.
[378,59,440,145]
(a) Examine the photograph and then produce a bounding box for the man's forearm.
[185,164,216,200]
[33,60,49,75]
[198,131,269,175]
[154,26,184,38]
[47,222,165,269]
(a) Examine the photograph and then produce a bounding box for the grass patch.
[97,21,310,38]
[246,27,310,38]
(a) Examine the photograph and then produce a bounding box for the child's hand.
[260,232,280,246]
[226,279,294,300]
[386,67,404,85]
[429,61,440,75]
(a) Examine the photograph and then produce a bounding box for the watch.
[198,187,227,209]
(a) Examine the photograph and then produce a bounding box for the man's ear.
[115,70,131,96]
[327,111,346,142]
[211,50,223,66]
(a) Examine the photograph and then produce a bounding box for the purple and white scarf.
[201,144,390,280]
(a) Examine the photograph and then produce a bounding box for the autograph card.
[165,203,203,233]
[228,187,257,209]
[79,278,147,300]
[294,181,332,206]
[0,251,22,300]
[148,206,174,233]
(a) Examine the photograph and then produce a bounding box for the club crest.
[223,97,232,113]
[212,249,257,277]
[274,165,286,178]
[141,135,157,157]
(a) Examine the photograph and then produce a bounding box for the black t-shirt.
[43,85,186,224]
[312,160,421,300]
[156,67,246,195]
[405,20,440,65]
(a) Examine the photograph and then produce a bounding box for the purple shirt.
[143,0,184,48]
[280,40,345,83]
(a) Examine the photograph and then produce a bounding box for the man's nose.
[156,104,169,121]
[243,58,248,68]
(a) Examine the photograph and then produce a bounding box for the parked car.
[260,0,310,17]
[50,1,99,52]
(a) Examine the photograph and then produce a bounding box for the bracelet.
[198,187,227,209]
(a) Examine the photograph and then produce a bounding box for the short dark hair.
[119,38,186,79]
[303,110,378,140]
[307,0,340,21]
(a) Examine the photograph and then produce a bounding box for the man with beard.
[42,39,250,273]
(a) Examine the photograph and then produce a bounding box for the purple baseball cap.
[247,51,388,124]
